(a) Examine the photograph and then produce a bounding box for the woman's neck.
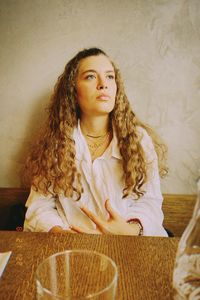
[80,115,111,137]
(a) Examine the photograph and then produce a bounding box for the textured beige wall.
[0,0,199,194]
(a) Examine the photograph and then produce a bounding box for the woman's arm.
[24,188,68,232]
[123,128,167,236]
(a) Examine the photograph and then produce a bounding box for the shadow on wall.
[8,92,51,187]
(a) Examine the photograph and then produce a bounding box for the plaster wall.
[0,0,200,193]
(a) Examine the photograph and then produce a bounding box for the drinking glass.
[35,249,118,299]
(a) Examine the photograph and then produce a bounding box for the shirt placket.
[80,159,105,217]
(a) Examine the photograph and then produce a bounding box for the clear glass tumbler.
[35,250,118,300]
[173,178,200,299]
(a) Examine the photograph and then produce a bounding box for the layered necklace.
[83,130,111,158]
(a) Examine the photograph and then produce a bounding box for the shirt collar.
[106,124,122,160]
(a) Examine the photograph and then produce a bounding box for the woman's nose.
[97,76,107,89]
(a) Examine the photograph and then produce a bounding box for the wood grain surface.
[0,231,179,300]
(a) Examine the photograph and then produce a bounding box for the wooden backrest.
[0,187,197,236]
[0,188,29,230]
[162,194,196,237]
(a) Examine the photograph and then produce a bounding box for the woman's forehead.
[78,55,114,74]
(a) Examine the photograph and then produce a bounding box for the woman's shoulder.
[136,126,156,160]
[136,126,153,146]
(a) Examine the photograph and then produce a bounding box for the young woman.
[23,47,168,236]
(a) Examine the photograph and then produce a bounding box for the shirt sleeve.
[23,188,68,232]
[124,128,167,237]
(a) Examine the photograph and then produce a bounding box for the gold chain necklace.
[86,131,109,145]
[86,132,110,156]
[86,132,108,139]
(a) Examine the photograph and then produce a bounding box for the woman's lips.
[96,94,111,100]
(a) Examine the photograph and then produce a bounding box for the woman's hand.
[71,200,140,236]
[49,226,77,233]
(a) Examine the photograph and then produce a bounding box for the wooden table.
[0,231,179,299]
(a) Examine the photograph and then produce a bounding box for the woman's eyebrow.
[81,69,115,75]
[81,69,96,75]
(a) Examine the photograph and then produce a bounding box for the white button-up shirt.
[24,122,167,236]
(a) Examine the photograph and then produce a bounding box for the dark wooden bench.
[0,188,29,231]
[0,187,197,236]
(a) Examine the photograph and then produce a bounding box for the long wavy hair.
[24,47,168,199]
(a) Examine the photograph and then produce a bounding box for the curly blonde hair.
[23,48,168,199]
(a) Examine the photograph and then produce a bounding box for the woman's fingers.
[80,203,125,235]
[81,207,103,226]
[81,207,108,232]
[105,199,121,220]
[70,224,101,235]
[76,204,134,235]
[64,229,77,234]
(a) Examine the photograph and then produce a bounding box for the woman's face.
[76,55,117,118]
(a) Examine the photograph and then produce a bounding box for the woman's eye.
[86,74,96,80]
[107,74,115,80]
